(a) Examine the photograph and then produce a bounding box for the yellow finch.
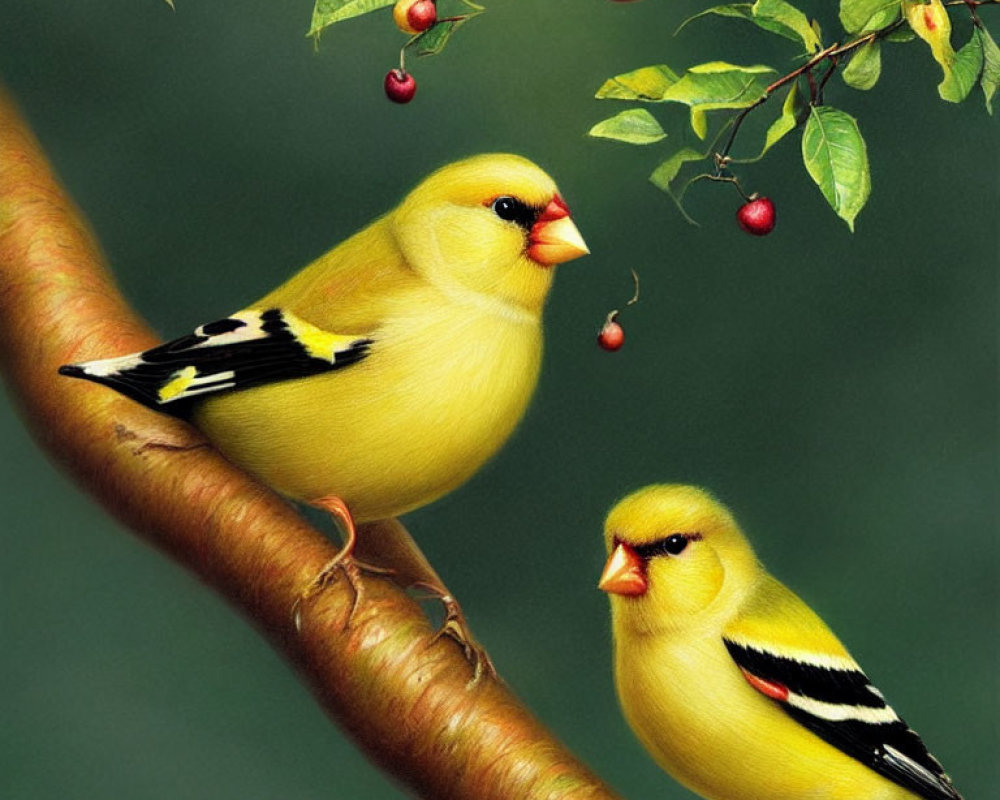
[60,153,588,574]
[598,484,962,800]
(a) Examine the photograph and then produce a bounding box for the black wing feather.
[59,309,373,416]
[724,639,962,800]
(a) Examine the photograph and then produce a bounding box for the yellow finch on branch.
[599,484,962,800]
[61,153,588,612]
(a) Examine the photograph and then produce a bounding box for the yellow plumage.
[62,154,588,522]
[599,485,961,800]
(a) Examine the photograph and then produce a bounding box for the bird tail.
[58,353,189,414]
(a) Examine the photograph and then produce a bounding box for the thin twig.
[716,16,913,162]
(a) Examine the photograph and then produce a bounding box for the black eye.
[492,196,518,220]
[490,196,537,229]
[634,534,690,560]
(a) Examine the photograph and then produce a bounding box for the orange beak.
[527,194,589,266]
[598,542,648,596]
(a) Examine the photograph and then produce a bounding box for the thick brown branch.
[0,86,620,800]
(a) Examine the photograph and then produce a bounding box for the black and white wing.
[59,308,373,413]
[723,637,963,800]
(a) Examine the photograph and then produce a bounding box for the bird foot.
[417,585,497,686]
[294,553,395,632]
[293,495,394,631]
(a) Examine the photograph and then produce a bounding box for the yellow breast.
[615,632,917,800]
[194,286,542,520]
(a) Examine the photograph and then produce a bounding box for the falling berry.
[736,197,776,236]
[384,69,417,104]
[598,318,625,351]
[393,0,436,34]
[597,269,639,352]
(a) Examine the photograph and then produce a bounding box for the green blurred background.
[1,1,996,797]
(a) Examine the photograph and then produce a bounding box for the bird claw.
[293,555,394,632]
[293,495,394,631]
[428,592,497,687]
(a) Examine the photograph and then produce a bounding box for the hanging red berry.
[384,68,417,103]
[736,197,776,236]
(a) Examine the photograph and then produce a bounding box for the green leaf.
[842,39,882,89]
[661,63,777,138]
[677,1,820,52]
[980,26,1000,113]
[885,26,917,42]
[308,0,394,39]
[801,106,871,231]
[734,80,804,162]
[649,148,706,191]
[676,4,756,35]
[752,0,822,52]
[690,108,710,139]
[414,17,472,56]
[840,0,901,33]
[939,32,984,102]
[763,80,803,151]
[689,62,777,76]
[588,109,667,145]
[649,149,710,225]
[595,65,680,101]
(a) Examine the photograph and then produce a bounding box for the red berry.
[736,197,776,236]
[384,69,417,104]
[407,0,437,31]
[598,320,625,351]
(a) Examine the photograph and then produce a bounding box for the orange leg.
[312,495,359,572]
[295,496,393,630]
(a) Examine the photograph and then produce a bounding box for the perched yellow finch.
[60,153,588,579]
[599,485,962,800]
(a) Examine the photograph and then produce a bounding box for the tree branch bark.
[0,85,621,800]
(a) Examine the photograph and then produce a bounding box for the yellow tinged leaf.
[595,65,680,102]
[903,0,956,73]
[588,109,667,145]
[690,108,709,139]
[688,61,776,74]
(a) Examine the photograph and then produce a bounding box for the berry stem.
[605,268,641,326]
[626,268,640,307]
[707,172,751,202]
[806,68,819,105]
[816,57,839,106]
